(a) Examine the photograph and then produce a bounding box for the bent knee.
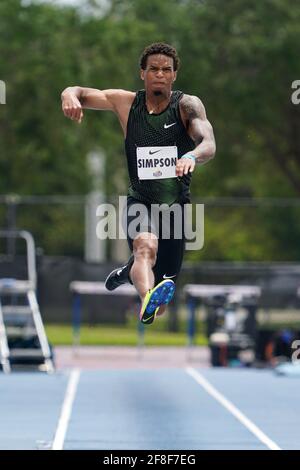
[133,234,157,264]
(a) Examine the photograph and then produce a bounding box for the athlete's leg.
[118,196,176,324]
[130,231,158,300]
[154,204,186,316]
[105,196,153,291]
[130,232,176,325]
[155,236,184,317]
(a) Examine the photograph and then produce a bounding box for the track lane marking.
[186,367,281,450]
[52,369,81,450]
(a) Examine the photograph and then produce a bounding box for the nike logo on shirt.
[149,149,162,155]
[164,123,176,129]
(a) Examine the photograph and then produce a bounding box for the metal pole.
[5,197,17,256]
[72,293,81,355]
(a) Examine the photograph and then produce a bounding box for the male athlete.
[61,43,215,325]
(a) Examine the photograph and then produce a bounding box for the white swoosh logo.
[164,123,176,129]
[163,274,177,279]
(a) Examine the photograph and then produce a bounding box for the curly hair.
[139,42,180,71]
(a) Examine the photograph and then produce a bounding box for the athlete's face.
[140,54,177,96]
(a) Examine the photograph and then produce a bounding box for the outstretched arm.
[61,86,134,124]
[177,94,216,176]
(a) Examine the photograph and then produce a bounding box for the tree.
[1,0,300,259]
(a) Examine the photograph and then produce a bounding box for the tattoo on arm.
[181,95,206,121]
[180,94,216,162]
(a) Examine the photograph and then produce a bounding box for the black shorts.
[122,196,186,285]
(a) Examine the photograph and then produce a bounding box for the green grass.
[45,311,300,347]
[45,323,208,347]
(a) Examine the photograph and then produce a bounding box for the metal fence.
[1,195,300,262]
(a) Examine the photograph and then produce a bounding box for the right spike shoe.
[140,279,176,325]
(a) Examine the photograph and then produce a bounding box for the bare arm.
[61,86,135,126]
[177,94,216,176]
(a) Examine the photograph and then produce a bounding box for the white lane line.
[186,367,281,450]
[52,368,81,450]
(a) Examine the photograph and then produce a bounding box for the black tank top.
[125,90,195,205]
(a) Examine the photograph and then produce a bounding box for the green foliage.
[1,0,300,259]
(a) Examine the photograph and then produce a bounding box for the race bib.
[137,146,178,180]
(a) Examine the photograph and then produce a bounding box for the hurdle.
[69,281,139,349]
[183,284,261,364]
